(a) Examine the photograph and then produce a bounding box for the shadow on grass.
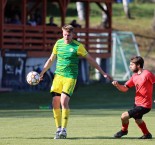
[0,137,52,140]
[67,136,144,140]
[1,136,153,140]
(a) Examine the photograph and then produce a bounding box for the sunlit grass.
[0,109,155,145]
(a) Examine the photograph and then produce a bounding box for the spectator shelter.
[0,0,113,58]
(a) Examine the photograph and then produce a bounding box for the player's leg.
[59,93,70,139]
[61,93,70,128]
[133,106,152,139]
[52,94,61,139]
[50,75,63,139]
[59,77,77,139]
[114,111,129,138]
[135,119,152,139]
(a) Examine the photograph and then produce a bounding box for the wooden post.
[106,2,112,53]
[0,0,4,56]
[58,0,70,26]
[42,0,46,25]
[22,0,27,50]
[85,2,89,50]
[43,0,47,50]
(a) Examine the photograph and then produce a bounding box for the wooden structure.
[0,0,113,58]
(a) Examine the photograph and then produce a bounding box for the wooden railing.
[1,24,112,58]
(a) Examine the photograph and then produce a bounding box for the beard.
[132,67,139,73]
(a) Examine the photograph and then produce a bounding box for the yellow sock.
[62,109,70,128]
[53,109,61,128]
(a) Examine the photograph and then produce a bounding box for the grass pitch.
[0,109,155,145]
[0,83,155,145]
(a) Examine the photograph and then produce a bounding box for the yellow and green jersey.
[52,38,88,78]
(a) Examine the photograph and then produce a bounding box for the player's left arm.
[77,44,113,81]
[85,54,113,81]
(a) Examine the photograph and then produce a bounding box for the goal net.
[111,31,140,81]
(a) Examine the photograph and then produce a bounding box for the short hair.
[62,24,74,33]
[130,56,144,68]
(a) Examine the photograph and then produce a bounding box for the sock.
[61,109,70,128]
[136,121,149,135]
[53,109,61,128]
[121,122,129,132]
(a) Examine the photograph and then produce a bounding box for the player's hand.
[112,81,119,87]
[39,73,44,81]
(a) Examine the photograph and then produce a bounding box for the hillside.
[112,3,155,73]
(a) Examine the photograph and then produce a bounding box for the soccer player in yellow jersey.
[40,24,112,139]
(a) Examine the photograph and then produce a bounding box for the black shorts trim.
[51,92,61,97]
[50,92,70,97]
[128,105,151,120]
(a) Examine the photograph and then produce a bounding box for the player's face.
[129,62,139,73]
[63,30,74,44]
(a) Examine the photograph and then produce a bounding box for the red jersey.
[125,70,155,108]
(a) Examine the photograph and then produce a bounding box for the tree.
[122,0,131,19]
[76,2,85,21]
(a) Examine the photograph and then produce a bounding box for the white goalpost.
[111,31,140,81]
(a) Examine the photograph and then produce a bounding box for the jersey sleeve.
[77,44,88,57]
[52,42,57,54]
[148,72,155,84]
[125,76,134,88]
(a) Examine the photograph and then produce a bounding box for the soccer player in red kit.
[112,56,155,139]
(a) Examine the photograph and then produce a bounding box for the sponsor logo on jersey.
[70,48,74,52]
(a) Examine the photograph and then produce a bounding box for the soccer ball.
[26,71,40,85]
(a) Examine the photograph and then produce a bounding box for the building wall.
[0,54,56,88]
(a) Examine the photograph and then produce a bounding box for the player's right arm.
[40,53,56,80]
[40,41,58,80]
[112,81,129,92]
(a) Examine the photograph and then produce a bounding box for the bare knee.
[60,93,70,109]
[121,112,130,121]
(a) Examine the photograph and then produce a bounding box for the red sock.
[122,122,129,131]
[136,121,149,135]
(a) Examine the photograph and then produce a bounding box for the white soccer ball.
[26,71,40,85]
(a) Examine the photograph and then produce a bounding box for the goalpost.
[111,31,140,81]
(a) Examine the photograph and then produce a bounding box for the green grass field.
[0,109,155,145]
[0,83,155,145]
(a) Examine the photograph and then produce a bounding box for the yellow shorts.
[50,74,77,96]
